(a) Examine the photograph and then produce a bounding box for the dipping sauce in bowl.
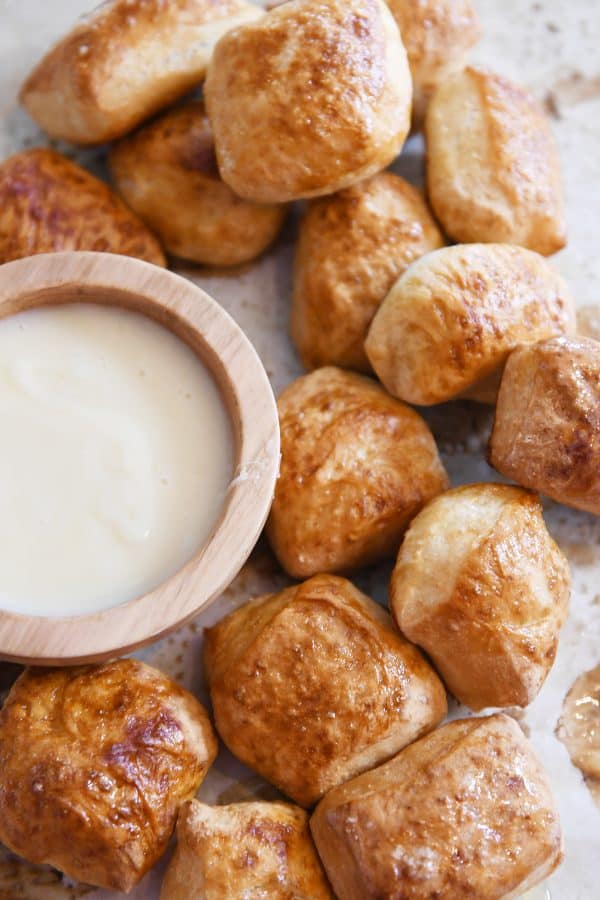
[0,251,279,664]
[0,303,233,616]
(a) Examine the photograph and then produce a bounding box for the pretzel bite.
[204,0,412,203]
[425,66,566,255]
[0,660,217,893]
[109,101,287,266]
[266,367,448,577]
[0,148,165,265]
[489,336,600,516]
[290,173,444,372]
[204,574,447,807]
[160,800,333,898]
[310,714,563,900]
[19,0,263,145]
[365,243,575,405]
[390,483,571,710]
[386,0,482,126]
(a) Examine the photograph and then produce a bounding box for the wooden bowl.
[0,252,280,664]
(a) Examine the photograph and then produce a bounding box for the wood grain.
[0,251,280,664]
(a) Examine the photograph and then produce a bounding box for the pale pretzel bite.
[310,715,563,900]
[204,574,447,808]
[160,800,333,899]
[390,483,571,711]
[365,243,575,406]
[109,101,287,267]
[267,367,448,577]
[489,336,600,516]
[290,172,444,373]
[19,0,263,145]
[386,0,482,127]
[426,66,566,255]
[0,660,217,893]
[0,148,165,266]
[204,0,413,203]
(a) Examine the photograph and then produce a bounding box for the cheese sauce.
[0,303,233,616]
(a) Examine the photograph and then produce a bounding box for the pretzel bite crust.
[19,0,263,145]
[267,367,448,577]
[290,172,444,372]
[310,714,563,900]
[0,660,217,893]
[390,483,571,710]
[204,574,447,807]
[160,800,333,898]
[365,243,575,405]
[489,336,600,515]
[425,66,566,255]
[386,0,482,126]
[0,148,165,266]
[204,0,412,202]
[109,101,287,266]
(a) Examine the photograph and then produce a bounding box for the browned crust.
[19,0,263,144]
[489,336,600,515]
[390,483,571,710]
[311,715,563,900]
[425,66,566,255]
[0,148,165,265]
[204,574,447,807]
[204,0,412,202]
[266,366,449,577]
[0,660,217,892]
[365,243,575,405]
[290,172,444,372]
[161,799,333,898]
[109,101,287,266]
[387,0,482,125]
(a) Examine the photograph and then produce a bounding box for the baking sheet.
[0,1,599,897]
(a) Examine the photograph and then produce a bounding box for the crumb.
[543,91,561,120]
[545,70,600,119]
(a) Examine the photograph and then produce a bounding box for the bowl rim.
[0,251,280,664]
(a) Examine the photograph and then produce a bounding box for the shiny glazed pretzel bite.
[390,483,571,711]
[386,0,482,126]
[0,148,165,266]
[266,367,448,577]
[204,574,447,807]
[204,0,412,203]
[290,172,444,372]
[365,243,575,406]
[425,66,566,255]
[160,800,333,899]
[310,715,563,900]
[489,336,600,516]
[19,0,263,145]
[0,660,217,893]
[109,101,287,267]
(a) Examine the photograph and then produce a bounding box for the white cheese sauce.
[0,302,233,616]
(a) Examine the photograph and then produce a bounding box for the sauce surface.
[0,303,233,616]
